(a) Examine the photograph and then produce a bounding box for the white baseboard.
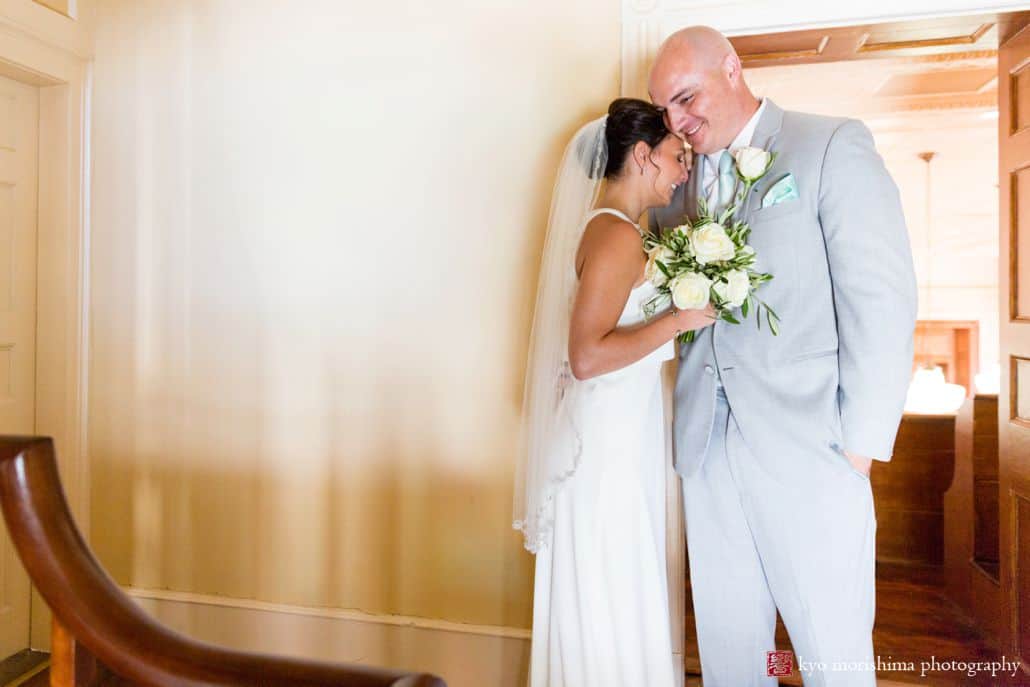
[125,587,530,687]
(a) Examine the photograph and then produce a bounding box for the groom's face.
[650,54,736,155]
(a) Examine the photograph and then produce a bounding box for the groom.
[649,27,916,686]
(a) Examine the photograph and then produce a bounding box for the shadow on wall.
[87,2,622,669]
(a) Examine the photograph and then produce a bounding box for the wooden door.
[0,72,39,659]
[998,23,1030,673]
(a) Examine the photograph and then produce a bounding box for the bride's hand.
[673,302,717,332]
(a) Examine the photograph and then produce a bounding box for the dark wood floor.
[0,650,47,687]
[16,669,48,687]
[8,665,125,687]
[685,561,1027,686]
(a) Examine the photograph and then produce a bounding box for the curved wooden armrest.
[0,436,446,687]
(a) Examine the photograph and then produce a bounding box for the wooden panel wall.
[874,414,956,565]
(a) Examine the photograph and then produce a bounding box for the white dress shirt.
[701,98,768,208]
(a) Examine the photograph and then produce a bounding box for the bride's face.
[640,135,690,207]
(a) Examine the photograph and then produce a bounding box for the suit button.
[704,365,714,375]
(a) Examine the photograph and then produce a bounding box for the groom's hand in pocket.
[843,450,874,477]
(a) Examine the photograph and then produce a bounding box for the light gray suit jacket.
[650,100,917,482]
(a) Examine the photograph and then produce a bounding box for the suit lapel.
[686,151,704,222]
[741,99,785,219]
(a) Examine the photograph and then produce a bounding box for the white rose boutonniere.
[733,146,774,183]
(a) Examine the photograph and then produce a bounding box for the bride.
[514,98,715,687]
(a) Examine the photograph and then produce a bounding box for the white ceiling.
[744,52,997,120]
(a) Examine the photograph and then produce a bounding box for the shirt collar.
[705,98,767,166]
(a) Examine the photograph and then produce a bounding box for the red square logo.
[766,650,794,677]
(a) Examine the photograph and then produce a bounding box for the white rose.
[713,269,751,308]
[733,146,771,182]
[669,272,712,310]
[689,222,735,265]
[645,246,677,287]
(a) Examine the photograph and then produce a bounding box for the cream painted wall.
[89,0,620,632]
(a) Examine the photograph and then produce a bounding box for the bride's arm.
[568,218,713,381]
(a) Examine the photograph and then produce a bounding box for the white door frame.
[0,0,93,650]
[625,1,1030,681]
[621,0,1030,98]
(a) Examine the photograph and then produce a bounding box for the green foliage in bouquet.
[642,148,781,344]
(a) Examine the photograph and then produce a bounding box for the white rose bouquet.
[643,146,781,343]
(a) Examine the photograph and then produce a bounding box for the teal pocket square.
[761,173,799,208]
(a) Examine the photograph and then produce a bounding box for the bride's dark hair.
[602,98,670,179]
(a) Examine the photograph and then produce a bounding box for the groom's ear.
[723,52,743,84]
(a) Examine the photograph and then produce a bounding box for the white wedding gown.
[529,208,677,687]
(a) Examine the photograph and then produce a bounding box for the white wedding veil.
[513,116,608,553]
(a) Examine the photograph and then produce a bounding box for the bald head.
[648,25,758,154]
[654,26,734,74]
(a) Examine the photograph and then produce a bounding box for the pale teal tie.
[716,150,736,214]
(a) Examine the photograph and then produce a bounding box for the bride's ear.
[632,140,651,175]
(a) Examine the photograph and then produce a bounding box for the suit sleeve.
[818,119,917,462]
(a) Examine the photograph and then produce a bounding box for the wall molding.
[125,586,532,640]
[0,0,93,60]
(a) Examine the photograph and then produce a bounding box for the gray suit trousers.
[683,380,877,687]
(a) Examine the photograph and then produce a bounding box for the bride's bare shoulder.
[581,213,640,251]
[576,214,644,277]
